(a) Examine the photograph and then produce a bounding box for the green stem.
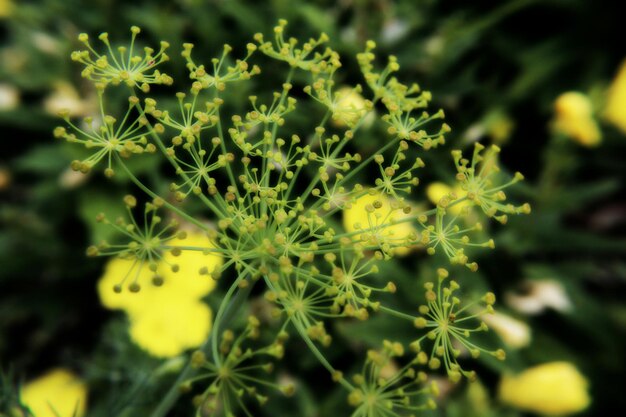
[115,156,208,232]
[339,138,398,185]
[261,67,295,216]
[378,305,416,322]
[211,273,250,366]
[214,92,240,199]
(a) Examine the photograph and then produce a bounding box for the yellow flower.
[425,182,467,215]
[553,92,601,147]
[482,311,531,349]
[98,257,154,312]
[98,232,223,357]
[20,368,87,417]
[128,297,213,358]
[0,0,13,18]
[499,362,590,415]
[98,233,222,309]
[343,190,417,256]
[331,87,369,128]
[162,233,223,296]
[604,59,626,134]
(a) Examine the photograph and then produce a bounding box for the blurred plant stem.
[537,135,577,208]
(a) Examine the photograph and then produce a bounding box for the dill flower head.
[329,86,372,128]
[410,268,506,382]
[347,340,437,417]
[186,318,291,414]
[72,27,172,91]
[58,21,532,416]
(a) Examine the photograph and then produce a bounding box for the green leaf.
[13,144,69,174]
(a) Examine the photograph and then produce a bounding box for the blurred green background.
[1,0,625,416]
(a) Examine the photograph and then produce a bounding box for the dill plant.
[55,21,530,417]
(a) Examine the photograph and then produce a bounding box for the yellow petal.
[554,92,601,147]
[128,298,212,358]
[499,362,590,415]
[97,238,218,357]
[604,59,626,134]
[97,257,154,312]
[20,369,87,417]
[97,232,222,313]
[343,190,417,255]
[0,0,13,18]
[425,182,466,215]
[160,232,223,299]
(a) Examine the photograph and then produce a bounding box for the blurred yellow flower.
[499,362,590,415]
[486,111,515,143]
[553,92,601,147]
[482,311,531,349]
[604,59,626,134]
[0,83,19,111]
[343,190,417,255]
[128,297,213,358]
[43,81,97,117]
[160,233,222,298]
[463,111,514,144]
[425,182,467,215]
[0,166,10,190]
[505,279,572,315]
[20,369,87,417]
[331,87,369,128]
[467,379,491,416]
[98,232,222,357]
[0,0,13,18]
[59,167,89,189]
[98,257,154,312]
